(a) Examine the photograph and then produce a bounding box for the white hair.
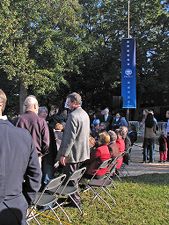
[23,95,38,112]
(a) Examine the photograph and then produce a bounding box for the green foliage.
[65,0,169,109]
[0,0,168,112]
[0,0,88,95]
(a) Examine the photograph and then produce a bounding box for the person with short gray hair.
[38,106,48,120]
[16,95,49,166]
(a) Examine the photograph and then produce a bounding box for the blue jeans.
[143,138,155,162]
[42,156,54,185]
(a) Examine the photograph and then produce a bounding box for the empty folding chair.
[105,158,119,188]
[120,147,133,176]
[26,174,66,225]
[50,167,86,222]
[98,161,118,204]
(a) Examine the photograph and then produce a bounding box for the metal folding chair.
[109,152,126,181]
[50,167,86,222]
[120,147,133,177]
[83,158,117,210]
[26,174,66,225]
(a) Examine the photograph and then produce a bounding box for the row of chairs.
[26,167,86,225]
[26,151,128,225]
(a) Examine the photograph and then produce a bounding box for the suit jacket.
[0,119,41,205]
[57,107,90,163]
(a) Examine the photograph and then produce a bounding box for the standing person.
[158,131,168,163]
[16,95,50,166]
[140,109,149,136]
[38,106,48,120]
[38,106,57,187]
[143,113,156,163]
[57,92,90,207]
[0,89,41,225]
[165,111,169,160]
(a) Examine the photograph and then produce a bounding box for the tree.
[0,0,88,112]
[0,0,168,118]
[66,0,169,116]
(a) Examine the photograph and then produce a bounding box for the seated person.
[119,126,131,165]
[108,130,120,159]
[115,129,125,170]
[128,124,137,145]
[84,131,111,179]
[112,112,128,130]
[91,119,100,140]
[89,135,96,149]
[99,122,107,133]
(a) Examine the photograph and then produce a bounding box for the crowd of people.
[0,89,169,224]
[140,109,169,163]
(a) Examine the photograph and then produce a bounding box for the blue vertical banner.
[121,38,136,108]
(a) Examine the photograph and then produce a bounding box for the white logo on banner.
[124,68,132,78]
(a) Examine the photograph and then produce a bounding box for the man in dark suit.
[0,89,41,225]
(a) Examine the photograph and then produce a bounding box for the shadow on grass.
[122,173,169,185]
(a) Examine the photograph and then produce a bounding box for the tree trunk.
[19,81,27,114]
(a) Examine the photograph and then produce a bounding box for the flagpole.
[128,0,130,38]
[121,0,136,119]
[127,0,130,121]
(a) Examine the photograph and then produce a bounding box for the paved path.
[126,142,169,176]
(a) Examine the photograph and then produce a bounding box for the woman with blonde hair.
[84,131,111,179]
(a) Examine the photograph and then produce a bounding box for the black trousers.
[0,195,28,225]
[62,163,82,204]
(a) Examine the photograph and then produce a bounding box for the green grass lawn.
[29,173,169,225]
